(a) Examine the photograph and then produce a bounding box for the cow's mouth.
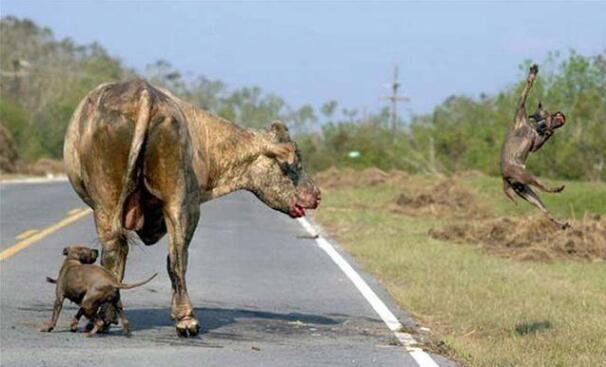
[289,203,307,218]
[288,191,321,218]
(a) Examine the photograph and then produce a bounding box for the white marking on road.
[0,176,68,185]
[297,217,440,367]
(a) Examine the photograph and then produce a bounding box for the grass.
[314,174,606,367]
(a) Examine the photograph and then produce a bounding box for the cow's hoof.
[176,317,200,337]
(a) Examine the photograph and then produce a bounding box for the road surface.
[0,180,455,367]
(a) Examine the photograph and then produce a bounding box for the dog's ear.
[62,247,70,256]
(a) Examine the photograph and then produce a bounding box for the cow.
[63,79,321,337]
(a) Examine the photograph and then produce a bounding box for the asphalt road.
[0,180,455,367]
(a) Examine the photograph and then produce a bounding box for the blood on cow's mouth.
[289,203,306,218]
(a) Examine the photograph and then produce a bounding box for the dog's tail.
[115,272,158,290]
[46,276,57,284]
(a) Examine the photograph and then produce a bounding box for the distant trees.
[296,51,606,181]
[0,17,131,161]
[407,51,606,180]
[1,17,603,180]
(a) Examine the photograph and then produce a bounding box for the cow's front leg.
[165,202,200,337]
[94,210,129,328]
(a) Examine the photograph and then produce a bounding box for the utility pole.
[0,59,29,100]
[382,64,409,131]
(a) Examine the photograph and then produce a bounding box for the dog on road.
[41,245,156,336]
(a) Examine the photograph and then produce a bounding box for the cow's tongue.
[289,203,306,218]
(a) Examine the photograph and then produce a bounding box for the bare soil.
[315,167,605,262]
[391,178,488,218]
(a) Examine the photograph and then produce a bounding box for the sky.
[1,1,605,117]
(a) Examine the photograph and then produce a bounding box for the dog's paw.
[40,324,54,332]
[552,185,566,193]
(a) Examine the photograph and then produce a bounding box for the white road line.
[0,176,68,185]
[297,217,440,367]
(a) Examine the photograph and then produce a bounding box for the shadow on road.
[126,306,340,333]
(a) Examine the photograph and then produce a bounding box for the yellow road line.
[16,229,39,240]
[0,208,93,261]
[67,208,84,216]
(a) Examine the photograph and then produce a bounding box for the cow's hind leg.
[164,201,201,337]
[94,210,129,328]
[143,112,201,337]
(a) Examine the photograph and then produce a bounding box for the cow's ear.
[62,247,70,256]
[267,120,291,143]
[264,143,295,165]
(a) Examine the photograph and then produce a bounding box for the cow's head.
[247,121,321,218]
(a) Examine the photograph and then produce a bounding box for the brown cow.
[63,79,321,337]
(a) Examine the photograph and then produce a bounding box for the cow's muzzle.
[289,186,321,218]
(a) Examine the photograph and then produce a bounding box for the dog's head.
[62,246,99,264]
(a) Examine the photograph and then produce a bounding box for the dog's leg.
[81,296,103,337]
[510,165,565,194]
[40,296,64,332]
[85,317,105,337]
[512,183,570,229]
[70,308,84,332]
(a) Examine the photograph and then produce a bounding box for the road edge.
[297,217,441,367]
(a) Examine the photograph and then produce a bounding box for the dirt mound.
[0,123,19,173]
[24,158,65,176]
[315,167,405,189]
[392,179,486,218]
[429,214,606,261]
[453,169,486,178]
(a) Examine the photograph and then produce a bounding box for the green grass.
[315,174,606,367]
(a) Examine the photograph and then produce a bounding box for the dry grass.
[430,214,606,262]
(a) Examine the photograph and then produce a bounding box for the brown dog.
[41,245,157,336]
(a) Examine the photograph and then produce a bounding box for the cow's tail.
[115,272,158,290]
[110,87,152,239]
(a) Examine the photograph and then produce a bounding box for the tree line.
[1,17,604,180]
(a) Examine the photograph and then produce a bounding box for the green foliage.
[1,17,603,181]
[0,16,132,161]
